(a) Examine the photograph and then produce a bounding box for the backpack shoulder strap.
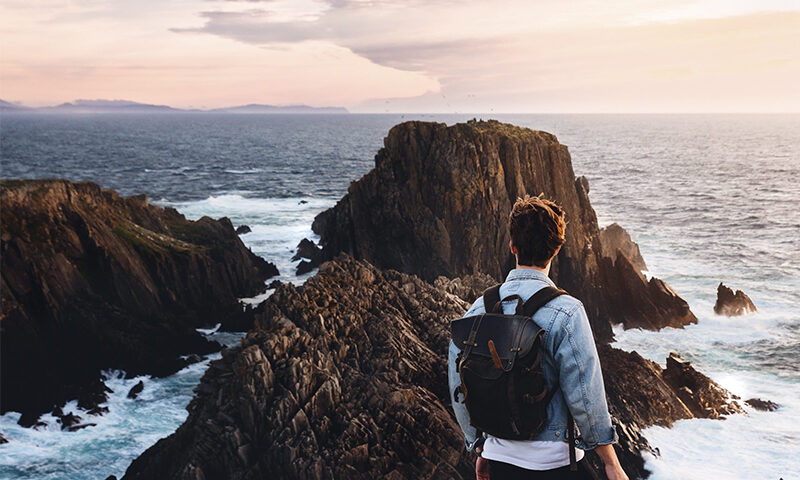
[522,286,568,317]
[482,284,502,314]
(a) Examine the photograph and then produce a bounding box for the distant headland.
[0,98,349,114]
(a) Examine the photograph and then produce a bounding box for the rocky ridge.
[312,120,696,337]
[122,255,743,480]
[0,179,278,424]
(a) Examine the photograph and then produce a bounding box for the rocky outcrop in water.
[293,238,324,275]
[0,179,278,425]
[312,120,696,338]
[599,223,647,272]
[123,255,476,480]
[713,282,757,316]
[745,398,779,411]
[122,255,741,480]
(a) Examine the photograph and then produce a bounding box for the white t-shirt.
[481,436,585,470]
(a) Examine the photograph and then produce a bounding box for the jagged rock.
[77,377,113,413]
[67,423,97,432]
[662,353,744,419]
[599,223,647,272]
[714,283,757,316]
[433,273,496,303]
[0,432,7,444]
[122,255,735,480]
[59,412,82,430]
[0,179,279,424]
[128,381,145,399]
[267,279,282,289]
[123,255,476,480]
[235,225,252,235]
[745,398,779,411]
[293,238,323,275]
[312,120,696,339]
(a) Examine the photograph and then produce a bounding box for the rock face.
[599,223,647,272]
[662,353,744,419]
[713,283,757,316]
[123,256,741,480]
[123,255,475,480]
[312,120,696,338]
[0,179,278,424]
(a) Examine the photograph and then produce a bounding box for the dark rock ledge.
[0,179,279,425]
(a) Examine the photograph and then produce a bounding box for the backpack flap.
[451,314,544,371]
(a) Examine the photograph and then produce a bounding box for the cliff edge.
[0,179,278,424]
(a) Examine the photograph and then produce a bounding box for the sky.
[0,0,798,112]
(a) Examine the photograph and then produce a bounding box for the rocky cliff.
[123,255,475,480]
[0,179,278,424]
[122,255,741,480]
[312,120,695,339]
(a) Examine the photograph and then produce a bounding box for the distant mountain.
[0,99,349,114]
[41,99,181,113]
[211,104,349,114]
[0,99,33,112]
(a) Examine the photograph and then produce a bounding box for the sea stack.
[313,120,696,337]
[714,282,757,316]
[0,179,279,425]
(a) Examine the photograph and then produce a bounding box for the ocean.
[1,113,798,479]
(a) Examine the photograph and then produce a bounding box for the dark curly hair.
[509,194,566,267]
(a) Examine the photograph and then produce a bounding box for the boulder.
[713,283,757,316]
[312,120,696,339]
[235,225,252,235]
[0,179,279,424]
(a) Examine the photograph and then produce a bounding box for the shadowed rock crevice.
[312,120,696,340]
[0,179,279,424]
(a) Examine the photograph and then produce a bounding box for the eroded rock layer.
[312,120,695,338]
[123,256,742,480]
[0,179,278,423]
[123,255,475,480]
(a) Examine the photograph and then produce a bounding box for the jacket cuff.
[575,424,619,450]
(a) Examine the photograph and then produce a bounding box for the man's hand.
[475,446,490,480]
[595,444,628,480]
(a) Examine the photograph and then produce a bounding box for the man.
[448,194,628,480]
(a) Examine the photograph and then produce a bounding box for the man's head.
[508,194,566,268]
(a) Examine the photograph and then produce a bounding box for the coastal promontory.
[0,179,278,424]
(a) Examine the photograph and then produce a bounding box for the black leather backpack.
[451,283,577,469]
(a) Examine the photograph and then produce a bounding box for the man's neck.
[515,262,550,276]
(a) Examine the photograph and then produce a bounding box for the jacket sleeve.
[447,297,485,451]
[551,302,618,450]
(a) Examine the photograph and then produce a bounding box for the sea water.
[1,113,798,479]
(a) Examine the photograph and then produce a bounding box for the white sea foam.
[612,301,800,479]
[0,330,243,480]
[155,194,335,287]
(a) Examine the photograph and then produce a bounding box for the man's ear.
[509,239,517,255]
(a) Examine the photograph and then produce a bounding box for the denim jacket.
[447,267,619,451]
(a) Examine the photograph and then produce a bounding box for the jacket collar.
[504,267,556,287]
